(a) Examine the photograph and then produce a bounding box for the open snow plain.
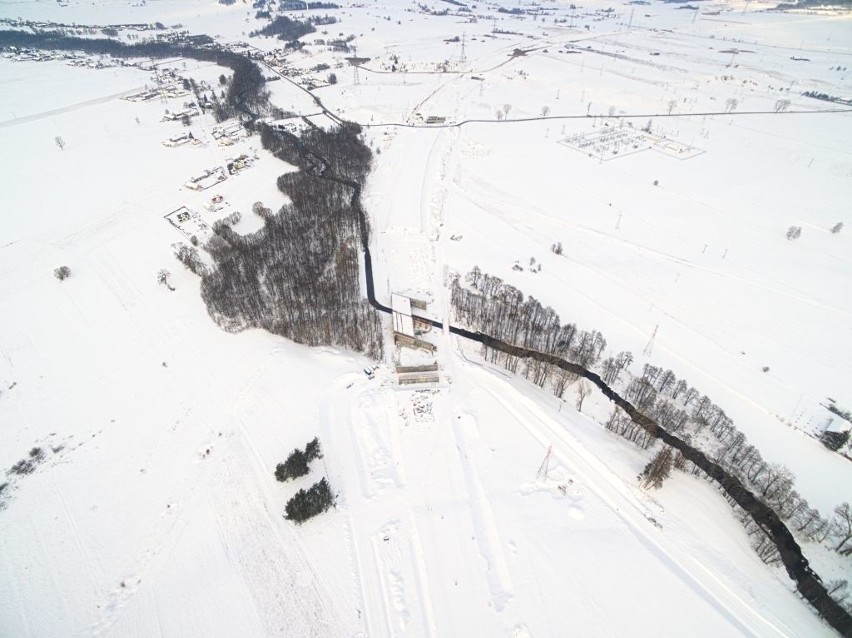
[1,0,851,635]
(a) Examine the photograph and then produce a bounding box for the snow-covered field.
[1,0,851,635]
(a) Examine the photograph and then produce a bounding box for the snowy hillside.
[1,0,851,635]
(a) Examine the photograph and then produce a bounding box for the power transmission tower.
[643,324,659,357]
[352,47,361,85]
[537,446,553,482]
[153,63,167,104]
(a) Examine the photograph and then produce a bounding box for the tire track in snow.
[466,362,794,638]
[322,377,438,638]
[0,87,146,128]
[450,412,514,612]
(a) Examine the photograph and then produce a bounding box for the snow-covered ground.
[1,0,851,635]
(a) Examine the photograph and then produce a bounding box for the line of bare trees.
[450,268,852,622]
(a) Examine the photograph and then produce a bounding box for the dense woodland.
[249,15,315,40]
[451,269,852,620]
[200,122,382,358]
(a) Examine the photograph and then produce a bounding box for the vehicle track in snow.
[319,377,438,638]
[462,360,792,637]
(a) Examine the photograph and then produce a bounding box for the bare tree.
[541,105,550,117]
[575,380,591,412]
[54,266,71,280]
[773,99,791,113]
[830,221,844,235]
[551,367,576,399]
[827,579,848,603]
[831,502,852,554]
[157,268,175,291]
[786,225,802,240]
[502,103,512,119]
[55,136,66,151]
[642,446,674,489]
[757,464,795,508]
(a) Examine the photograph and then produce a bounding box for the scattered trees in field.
[54,266,71,281]
[7,447,46,476]
[276,439,334,524]
[285,477,335,524]
[305,436,322,462]
[276,449,309,482]
[275,437,324,482]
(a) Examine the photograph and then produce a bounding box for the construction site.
[390,293,440,386]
